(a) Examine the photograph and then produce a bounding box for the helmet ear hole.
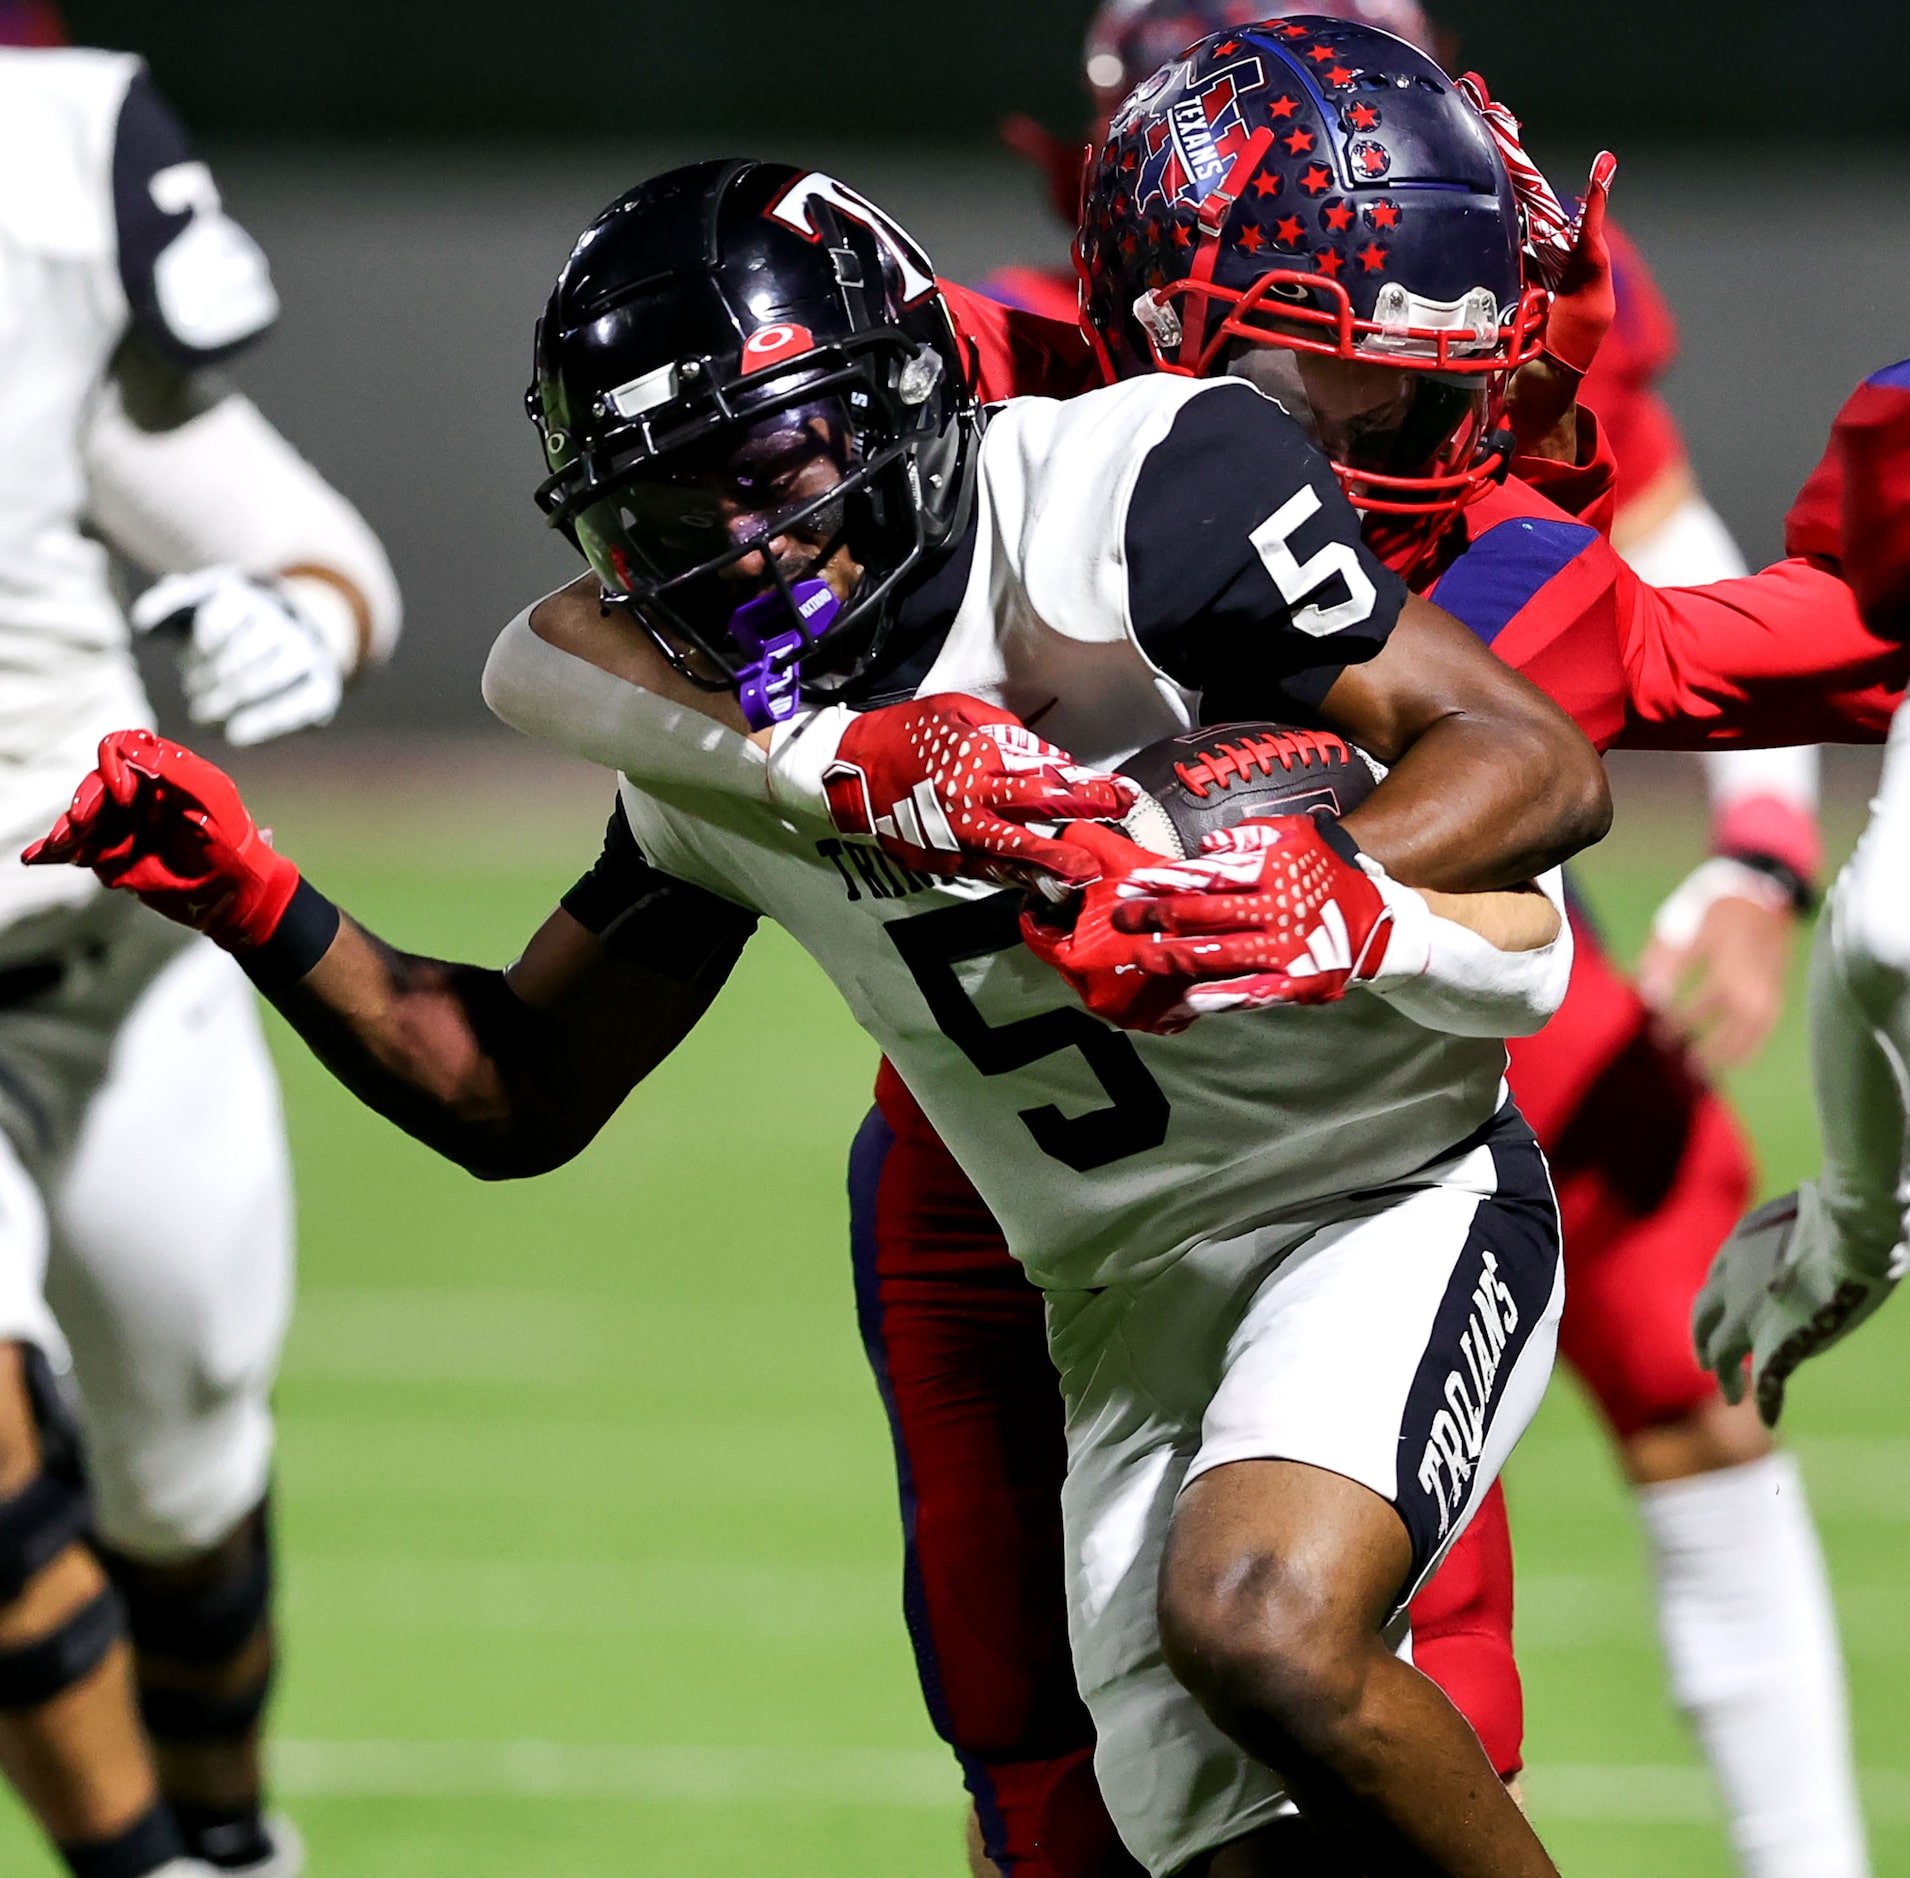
[896,345,945,406]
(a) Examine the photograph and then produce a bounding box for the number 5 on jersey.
[1251,485,1377,638]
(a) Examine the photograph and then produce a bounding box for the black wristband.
[238,878,341,994]
[1722,849,1819,918]
[1312,810,1364,868]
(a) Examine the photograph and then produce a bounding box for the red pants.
[849,917,1750,1876]
[1510,911,1756,1442]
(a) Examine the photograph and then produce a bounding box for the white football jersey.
[522,374,1514,1293]
[0,48,276,931]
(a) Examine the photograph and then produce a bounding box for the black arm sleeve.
[1123,380,1406,722]
[112,69,277,367]
[562,800,759,990]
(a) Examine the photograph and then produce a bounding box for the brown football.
[1119,722,1381,858]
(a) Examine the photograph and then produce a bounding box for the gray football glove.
[1692,1180,1908,1426]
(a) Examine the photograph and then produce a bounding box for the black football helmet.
[529,159,977,727]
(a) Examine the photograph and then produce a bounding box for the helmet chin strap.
[1178,127,1277,373]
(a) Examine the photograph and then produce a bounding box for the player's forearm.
[1367,870,1573,1039]
[271,917,579,1179]
[1341,709,1611,892]
[1417,884,1561,952]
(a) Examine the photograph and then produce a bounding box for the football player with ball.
[848,8,1868,1875]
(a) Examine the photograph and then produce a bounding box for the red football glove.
[824,694,1140,889]
[1018,822,1211,1034]
[1458,72,1616,376]
[1021,818,1395,1034]
[1537,152,1618,378]
[22,728,300,951]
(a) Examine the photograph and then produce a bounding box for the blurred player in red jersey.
[848,9,1867,1875]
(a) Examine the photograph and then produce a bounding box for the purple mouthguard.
[727,578,840,731]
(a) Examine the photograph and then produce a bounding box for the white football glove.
[1692,1179,1910,1426]
[131,565,353,747]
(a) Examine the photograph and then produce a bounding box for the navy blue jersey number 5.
[886,895,1170,1173]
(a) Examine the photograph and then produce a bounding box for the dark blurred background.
[59,1,1910,147]
[59,0,1910,733]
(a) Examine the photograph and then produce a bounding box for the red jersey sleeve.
[1786,360,1910,634]
[937,278,1100,403]
[975,264,1083,328]
[1617,558,1904,748]
[1424,476,1905,752]
[1509,406,1619,539]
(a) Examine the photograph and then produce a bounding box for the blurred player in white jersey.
[0,23,399,1877]
[1696,367,1910,1429]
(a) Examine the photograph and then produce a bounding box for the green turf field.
[0,749,1905,1876]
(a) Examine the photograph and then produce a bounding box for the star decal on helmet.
[1345,101,1381,131]
[1358,243,1389,272]
[1327,64,1355,85]
[1307,42,1340,62]
[1276,21,1309,37]
[1323,200,1355,232]
[1239,223,1267,253]
[1270,94,1299,119]
[1351,139,1391,179]
[1300,163,1332,195]
[1275,215,1307,245]
[1366,199,1402,229]
[1252,171,1283,198]
[1284,127,1316,153]
[1315,248,1346,277]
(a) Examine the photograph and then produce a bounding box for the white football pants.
[0,897,292,1561]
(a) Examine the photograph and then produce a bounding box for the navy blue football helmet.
[529,160,976,728]
[1079,17,1545,517]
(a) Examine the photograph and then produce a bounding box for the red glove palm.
[824,694,1139,889]
[23,729,300,951]
[1021,818,1394,1034]
[1537,151,1618,378]
[1457,72,1616,376]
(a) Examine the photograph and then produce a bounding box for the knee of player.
[1157,1543,1368,1754]
[0,1351,121,1710]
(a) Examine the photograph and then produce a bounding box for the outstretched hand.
[24,728,301,951]
[1693,1183,1908,1427]
[1503,150,1618,451]
[1460,72,1617,449]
